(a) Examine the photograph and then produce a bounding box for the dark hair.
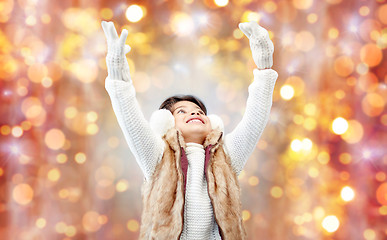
[159,95,207,115]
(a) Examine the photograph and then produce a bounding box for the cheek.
[173,116,184,128]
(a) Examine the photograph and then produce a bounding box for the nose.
[190,110,200,115]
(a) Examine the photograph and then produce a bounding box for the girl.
[102,20,278,240]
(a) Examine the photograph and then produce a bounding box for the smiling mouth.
[186,118,204,124]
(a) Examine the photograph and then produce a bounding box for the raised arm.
[102,21,164,179]
[224,22,278,174]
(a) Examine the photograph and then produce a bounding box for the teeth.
[188,119,202,123]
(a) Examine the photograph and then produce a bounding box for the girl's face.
[171,101,211,144]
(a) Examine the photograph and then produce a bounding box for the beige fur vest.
[139,128,246,240]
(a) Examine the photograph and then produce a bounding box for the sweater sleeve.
[224,69,278,175]
[105,78,164,180]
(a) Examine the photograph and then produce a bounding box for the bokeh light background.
[1,0,387,239]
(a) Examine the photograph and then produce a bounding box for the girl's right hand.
[101,21,132,82]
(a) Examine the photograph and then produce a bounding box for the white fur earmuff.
[149,109,175,137]
[149,109,225,137]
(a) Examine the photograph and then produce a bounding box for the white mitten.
[239,21,274,69]
[101,21,132,82]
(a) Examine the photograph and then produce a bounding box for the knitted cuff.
[249,69,278,94]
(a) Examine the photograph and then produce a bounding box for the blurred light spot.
[303,118,316,130]
[45,129,66,150]
[11,126,23,137]
[86,111,98,122]
[83,211,102,232]
[248,176,259,186]
[28,63,48,83]
[48,168,61,182]
[127,219,139,232]
[242,210,251,221]
[87,123,99,135]
[108,137,120,149]
[358,72,378,92]
[25,15,37,26]
[264,1,277,13]
[133,72,151,92]
[21,97,46,126]
[304,103,316,116]
[41,77,53,88]
[41,14,51,24]
[302,138,313,151]
[271,186,283,198]
[65,107,78,119]
[116,179,129,192]
[170,12,194,36]
[36,218,46,229]
[291,139,302,152]
[334,56,354,77]
[293,114,304,125]
[100,8,113,20]
[0,168,3,177]
[313,207,325,220]
[359,6,370,16]
[360,44,383,67]
[56,153,68,164]
[70,59,98,83]
[98,215,108,225]
[9,145,21,157]
[21,121,32,131]
[341,120,364,144]
[322,215,340,233]
[280,84,295,100]
[292,0,313,10]
[376,182,387,205]
[12,183,34,205]
[378,4,387,24]
[65,225,77,237]
[1,125,11,135]
[59,189,69,199]
[55,222,67,233]
[363,229,376,240]
[362,93,385,117]
[332,117,348,135]
[75,152,86,164]
[339,153,352,165]
[233,29,244,39]
[362,150,372,160]
[341,186,355,202]
[126,4,144,23]
[295,31,315,51]
[376,172,386,182]
[308,167,319,178]
[307,13,318,23]
[214,0,229,7]
[241,11,261,23]
[379,206,387,215]
[328,27,339,39]
[318,151,330,165]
